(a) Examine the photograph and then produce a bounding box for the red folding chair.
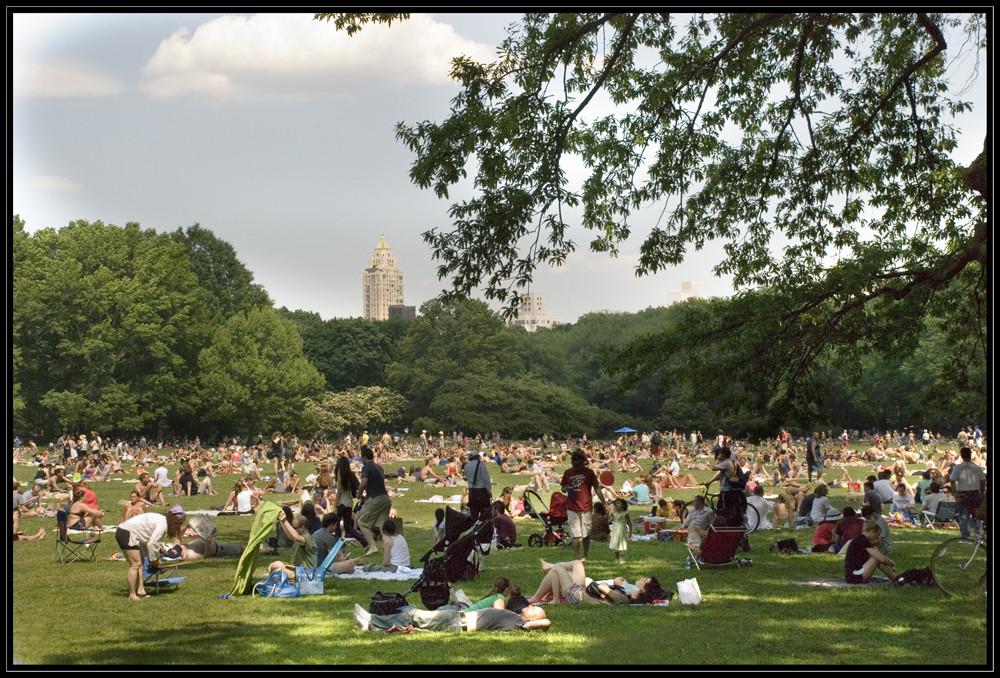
[686,524,750,569]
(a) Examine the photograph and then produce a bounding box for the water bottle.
[685,556,691,569]
[218,593,232,600]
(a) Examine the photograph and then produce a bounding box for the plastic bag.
[296,566,324,595]
[676,577,702,605]
[252,569,300,598]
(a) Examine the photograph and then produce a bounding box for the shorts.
[686,530,703,550]
[562,584,584,604]
[115,528,139,551]
[566,510,592,539]
[807,457,824,472]
[356,494,392,533]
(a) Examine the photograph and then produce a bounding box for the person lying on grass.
[525,558,668,605]
[353,601,550,633]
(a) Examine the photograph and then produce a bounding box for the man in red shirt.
[560,449,607,560]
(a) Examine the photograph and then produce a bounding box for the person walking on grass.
[356,445,392,558]
[560,449,607,561]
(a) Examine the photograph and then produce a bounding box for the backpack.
[651,431,662,446]
[369,591,409,615]
[730,463,749,491]
[894,568,934,587]
[770,538,800,555]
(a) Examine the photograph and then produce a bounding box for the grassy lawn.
[10,449,988,665]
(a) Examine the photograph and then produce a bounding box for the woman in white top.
[363,518,409,572]
[116,505,185,600]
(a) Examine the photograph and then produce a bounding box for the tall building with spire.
[362,235,405,320]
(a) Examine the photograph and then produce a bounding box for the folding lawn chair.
[921,501,960,528]
[144,557,188,594]
[686,524,750,569]
[55,509,101,564]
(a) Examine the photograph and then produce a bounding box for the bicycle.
[686,485,760,533]
[930,526,987,596]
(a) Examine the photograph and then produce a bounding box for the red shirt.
[812,521,836,546]
[560,467,600,513]
[835,516,864,543]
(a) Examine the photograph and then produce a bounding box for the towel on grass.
[330,566,423,581]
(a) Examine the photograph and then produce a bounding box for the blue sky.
[11,12,987,322]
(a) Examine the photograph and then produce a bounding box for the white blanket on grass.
[327,566,423,581]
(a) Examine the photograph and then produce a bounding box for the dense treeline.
[12,217,984,443]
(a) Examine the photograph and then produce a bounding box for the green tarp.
[229,502,282,596]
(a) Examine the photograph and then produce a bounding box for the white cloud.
[139,13,495,102]
[13,58,126,99]
[26,175,84,192]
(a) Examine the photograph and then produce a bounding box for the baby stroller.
[404,507,494,610]
[523,490,569,547]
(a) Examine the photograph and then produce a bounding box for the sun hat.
[824,508,843,521]
[169,504,187,521]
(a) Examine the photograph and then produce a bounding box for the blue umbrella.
[615,427,637,434]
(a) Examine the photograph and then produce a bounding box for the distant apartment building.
[510,292,561,332]
[666,281,705,307]
[362,236,405,320]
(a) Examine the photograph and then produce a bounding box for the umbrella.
[615,427,637,434]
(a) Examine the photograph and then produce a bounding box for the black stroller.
[405,507,495,610]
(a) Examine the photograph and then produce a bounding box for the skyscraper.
[362,235,404,320]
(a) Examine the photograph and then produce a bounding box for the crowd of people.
[12,424,987,621]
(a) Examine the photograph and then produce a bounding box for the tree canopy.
[325,12,987,426]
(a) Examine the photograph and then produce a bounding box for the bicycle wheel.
[931,537,987,595]
[744,503,761,533]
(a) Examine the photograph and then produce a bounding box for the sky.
[11,12,988,324]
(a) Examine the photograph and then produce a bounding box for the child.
[609,498,631,562]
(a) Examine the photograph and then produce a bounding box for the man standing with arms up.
[560,449,607,561]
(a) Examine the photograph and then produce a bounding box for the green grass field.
[10,450,988,666]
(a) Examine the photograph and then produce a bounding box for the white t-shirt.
[668,460,680,476]
[387,534,410,568]
[746,494,773,530]
[236,490,253,513]
[153,466,170,487]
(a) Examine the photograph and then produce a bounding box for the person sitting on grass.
[267,513,317,579]
[363,518,410,572]
[354,600,549,633]
[12,507,45,541]
[119,490,153,522]
[811,508,845,553]
[525,558,668,605]
[300,512,364,573]
[843,518,896,584]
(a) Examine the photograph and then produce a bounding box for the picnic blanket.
[415,495,463,504]
[790,576,890,588]
[331,566,423,581]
